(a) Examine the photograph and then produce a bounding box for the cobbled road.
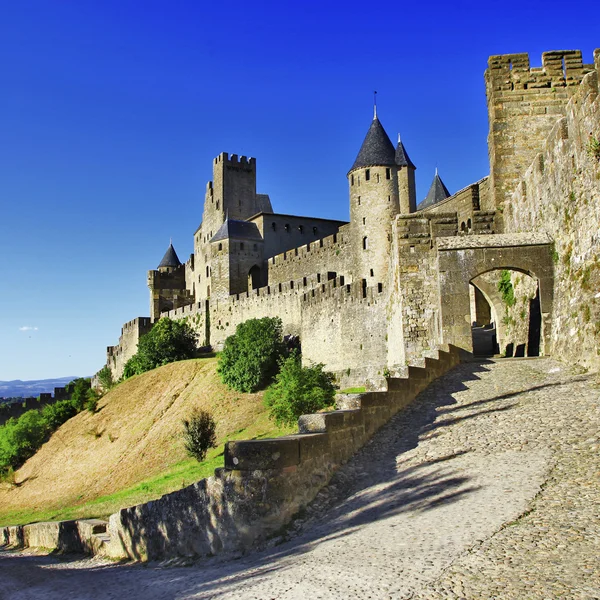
[1,358,599,599]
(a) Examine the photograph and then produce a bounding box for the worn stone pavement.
[1,358,599,599]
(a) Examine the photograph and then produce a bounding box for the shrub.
[123,318,198,378]
[66,378,92,411]
[41,399,78,430]
[264,352,336,427]
[85,389,100,413]
[218,317,286,392]
[0,410,50,472]
[96,365,115,392]
[182,409,217,462]
[498,270,516,307]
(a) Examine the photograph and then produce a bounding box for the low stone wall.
[2,345,461,561]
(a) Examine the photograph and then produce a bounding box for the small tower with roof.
[348,109,406,284]
[147,241,192,322]
[395,134,417,214]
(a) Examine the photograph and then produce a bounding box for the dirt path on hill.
[1,358,599,599]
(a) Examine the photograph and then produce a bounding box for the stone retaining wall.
[1,345,461,561]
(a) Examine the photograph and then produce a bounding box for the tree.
[264,351,336,426]
[123,318,198,378]
[96,365,115,392]
[182,408,217,462]
[217,317,286,392]
[66,378,92,411]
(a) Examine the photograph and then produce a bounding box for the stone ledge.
[436,232,553,250]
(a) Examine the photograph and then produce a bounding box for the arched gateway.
[436,232,554,356]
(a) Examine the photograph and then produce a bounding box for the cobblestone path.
[1,358,599,599]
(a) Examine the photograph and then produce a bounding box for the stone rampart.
[106,317,153,380]
[266,228,352,287]
[300,277,388,383]
[1,345,461,560]
[486,50,596,222]
[0,387,70,426]
[502,55,600,371]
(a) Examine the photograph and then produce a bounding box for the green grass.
[337,387,366,394]
[0,415,294,527]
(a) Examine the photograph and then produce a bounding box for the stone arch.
[436,236,554,356]
[248,265,261,291]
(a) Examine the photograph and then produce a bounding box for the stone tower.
[348,113,405,284]
[193,153,273,301]
[148,242,190,321]
[484,50,594,226]
[395,134,417,214]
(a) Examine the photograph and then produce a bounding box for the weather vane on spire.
[374,90,378,119]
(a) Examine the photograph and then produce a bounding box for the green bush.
[498,270,516,307]
[96,365,115,391]
[182,408,217,462]
[0,378,96,475]
[41,399,78,430]
[0,410,50,472]
[218,317,286,392]
[264,352,336,427]
[66,378,92,411]
[123,318,197,378]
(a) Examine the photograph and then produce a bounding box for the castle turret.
[395,134,416,214]
[148,242,191,322]
[417,169,451,211]
[348,112,400,284]
[157,242,182,273]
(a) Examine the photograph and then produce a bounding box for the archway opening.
[248,265,261,291]
[470,269,541,358]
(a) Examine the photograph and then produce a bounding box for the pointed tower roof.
[395,134,415,169]
[157,243,182,269]
[417,170,451,211]
[349,117,396,173]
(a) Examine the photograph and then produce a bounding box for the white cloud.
[19,326,39,332]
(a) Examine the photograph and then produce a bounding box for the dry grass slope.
[0,357,279,525]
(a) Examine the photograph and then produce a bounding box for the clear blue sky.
[1,1,598,380]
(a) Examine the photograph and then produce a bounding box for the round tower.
[348,113,400,285]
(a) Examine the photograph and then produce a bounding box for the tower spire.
[373,90,378,119]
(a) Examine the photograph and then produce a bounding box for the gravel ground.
[1,358,598,600]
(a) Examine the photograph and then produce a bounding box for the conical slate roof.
[210,219,263,243]
[417,171,451,211]
[158,243,181,268]
[395,136,415,169]
[349,117,396,173]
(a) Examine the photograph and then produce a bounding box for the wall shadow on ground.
[0,361,573,598]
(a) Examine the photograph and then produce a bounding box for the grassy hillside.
[0,357,293,526]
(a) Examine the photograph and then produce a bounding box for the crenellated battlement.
[486,48,598,220]
[301,276,384,306]
[214,152,256,169]
[487,50,594,90]
[268,231,347,267]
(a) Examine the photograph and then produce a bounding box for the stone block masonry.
[2,346,461,560]
[502,54,600,371]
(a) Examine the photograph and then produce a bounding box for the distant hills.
[0,377,81,399]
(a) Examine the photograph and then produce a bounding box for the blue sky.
[1,1,598,380]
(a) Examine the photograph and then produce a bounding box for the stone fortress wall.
[499,49,600,371]
[101,47,600,383]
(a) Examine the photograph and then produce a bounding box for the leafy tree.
[218,317,286,392]
[96,365,115,392]
[264,351,336,426]
[182,408,217,462]
[123,318,198,378]
[66,378,92,411]
[41,400,78,430]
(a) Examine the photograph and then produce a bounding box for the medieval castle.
[103,49,600,387]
